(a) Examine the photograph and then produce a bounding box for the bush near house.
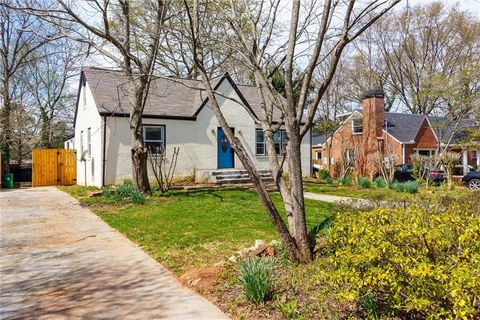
[103,180,146,204]
[316,168,331,181]
[321,197,480,319]
[357,177,372,189]
[391,181,419,194]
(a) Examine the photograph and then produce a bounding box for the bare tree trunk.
[129,80,151,194]
[285,121,311,261]
[0,82,11,173]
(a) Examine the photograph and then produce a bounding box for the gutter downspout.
[102,116,107,187]
[402,144,406,164]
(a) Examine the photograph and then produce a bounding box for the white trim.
[325,110,363,145]
[402,144,406,164]
[462,150,469,175]
[382,129,403,144]
[423,116,440,144]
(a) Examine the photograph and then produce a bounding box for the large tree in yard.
[183,0,400,262]
[7,0,172,193]
[0,4,49,172]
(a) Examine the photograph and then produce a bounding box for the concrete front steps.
[195,169,274,185]
[212,169,274,184]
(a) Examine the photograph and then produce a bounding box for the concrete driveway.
[0,187,227,320]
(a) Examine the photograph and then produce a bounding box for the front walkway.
[304,192,400,208]
[0,187,227,320]
[303,192,354,203]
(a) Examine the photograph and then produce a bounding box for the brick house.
[313,89,479,178]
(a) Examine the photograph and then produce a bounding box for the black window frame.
[255,128,287,155]
[144,125,166,154]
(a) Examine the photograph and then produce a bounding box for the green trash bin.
[3,173,13,189]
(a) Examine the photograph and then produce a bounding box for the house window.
[274,130,288,154]
[256,129,265,155]
[472,150,478,164]
[80,131,84,155]
[144,125,165,153]
[255,129,287,155]
[87,127,91,156]
[352,118,363,134]
[346,149,355,162]
[316,151,322,161]
[416,149,435,157]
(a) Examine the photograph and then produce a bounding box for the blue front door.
[217,127,234,169]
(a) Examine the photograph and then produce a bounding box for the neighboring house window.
[87,127,91,156]
[352,118,363,134]
[80,131,84,155]
[144,125,165,153]
[255,129,287,155]
[316,151,322,161]
[416,149,435,157]
[346,149,355,162]
[472,150,478,164]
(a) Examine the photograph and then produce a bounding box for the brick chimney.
[360,88,385,178]
[362,88,385,139]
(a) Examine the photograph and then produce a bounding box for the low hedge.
[322,196,480,319]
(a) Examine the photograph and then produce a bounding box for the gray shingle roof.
[82,67,282,121]
[384,112,426,143]
[428,116,477,144]
[346,111,478,144]
[312,133,326,146]
[84,67,203,118]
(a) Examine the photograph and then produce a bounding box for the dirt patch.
[179,265,222,292]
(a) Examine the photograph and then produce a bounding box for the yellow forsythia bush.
[322,196,480,319]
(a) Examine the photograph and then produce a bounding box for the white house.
[73,67,312,187]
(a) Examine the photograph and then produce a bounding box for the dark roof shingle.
[82,67,282,121]
[384,112,426,143]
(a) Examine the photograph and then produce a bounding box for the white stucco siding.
[74,83,103,187]
[103,79,311,185]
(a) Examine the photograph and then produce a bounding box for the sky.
[406,0,480,16]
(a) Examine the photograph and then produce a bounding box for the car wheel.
[468,178,480,190]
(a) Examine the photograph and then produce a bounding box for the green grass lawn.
[61,186,336,274]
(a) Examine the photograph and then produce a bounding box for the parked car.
[462,171,480,190]
[394,164,414,182]
[429,170,446,185]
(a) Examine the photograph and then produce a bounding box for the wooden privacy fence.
[32,149,77,187]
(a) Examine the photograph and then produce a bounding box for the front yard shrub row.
[316,168,331,180]
[104,180,146,204]
[357,177,372,189]
[391,180,419,194]
[321,196,480,318]
[238,257,274,305]
[373,176,387,188]
[338,176,353,186]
